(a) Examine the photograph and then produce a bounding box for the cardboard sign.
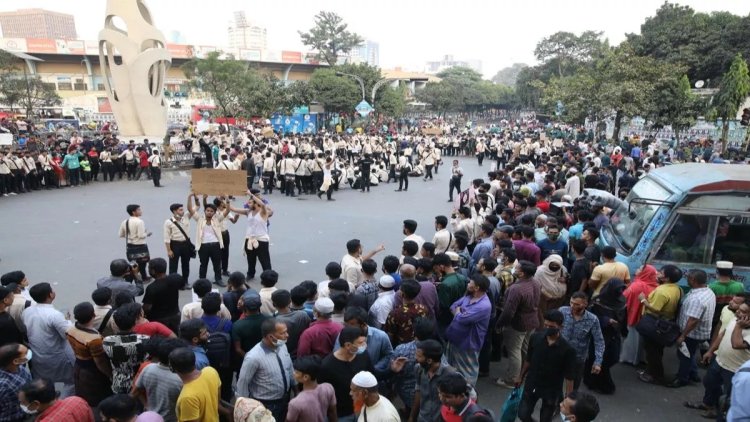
[191,169,247,196]
[0,133,12,145]
[421,127,442,136]
[262,127,275,138]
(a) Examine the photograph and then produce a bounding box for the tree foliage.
[714,53,750,149]
[299,11,363,66]
[309,68,360,113]
[491,63,528,87]
[416,66,515,115]
[534,30,608,77]
[0,50,60,117]
[182,51,245,118]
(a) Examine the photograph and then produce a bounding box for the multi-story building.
[0,8,77,39]
[425,55,482,75]
[227,11,267,51]
[349,40,380,67]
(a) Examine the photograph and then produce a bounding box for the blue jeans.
[702,358,734,408]
[676,337,702,383]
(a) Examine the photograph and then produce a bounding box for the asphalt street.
[0,156,707,421]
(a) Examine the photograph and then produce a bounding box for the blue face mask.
[356,344,367,355]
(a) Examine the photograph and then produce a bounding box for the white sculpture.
[98,0,171,139]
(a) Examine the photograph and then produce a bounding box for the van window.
[713,216,750,267]
[655,214,711,264]
[608,177,672,252]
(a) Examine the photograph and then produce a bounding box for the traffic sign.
[355,100,374,116]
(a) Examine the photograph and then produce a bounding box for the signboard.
[262,127,275,138]
[355,101,374,117]
[166,44,194,59]
[0,38,26,52]
[191,169,247,196]
[97,97,112,113]
[421,127,443,136]
[56,39,85,54]
[0,134,13,146]
[271,114,317,134]
[281,51,302,63]
[238,48,261,61]
[26,38,57,53]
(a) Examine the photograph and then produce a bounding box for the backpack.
[205,318,231,369]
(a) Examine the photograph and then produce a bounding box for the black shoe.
[395,189,402,192]
[222,271,230,277]
[448,199,453,202]
[247,273,255,281]
[666,379,689,388]
[327,198,336,201]
[317,192,323,199]
[180,283,193,291]
[214,278,227,287]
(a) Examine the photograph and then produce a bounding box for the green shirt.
[709,280,745,305]
[231,313,268,353]
[80,161,91,171]
[437,272,467,325]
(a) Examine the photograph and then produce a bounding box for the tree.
[376,85,406,117]
[416,82,456,117]
[299,11,363,66]
[0,50,60,117]
[491,63,528,86]
[649,74,697,141]
[714,53,750,153]
[309,68,360,113]
[534,30,607,77]
[182,51,246,119]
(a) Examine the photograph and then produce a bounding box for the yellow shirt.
[590,262,631,296]
[176,367,221,422]
[645,283,682,319]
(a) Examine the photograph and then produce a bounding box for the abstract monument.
[98,0,171,140]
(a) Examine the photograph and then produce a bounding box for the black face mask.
[419,360,432,370]
[545,327,560,337]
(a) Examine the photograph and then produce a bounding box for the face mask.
[419,360,431,370]
[273,337,287,347]
[549,234,559,241]
[356,344,367,355]
[560,413,570,422]
[546,327,560,337]
[20,404,37,415]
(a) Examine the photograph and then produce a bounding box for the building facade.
[0,8,77,39]
[227,11,267,51]
[425,55,482,75]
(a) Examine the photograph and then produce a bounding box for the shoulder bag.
[171,218,197,258]
[635,289,683,347]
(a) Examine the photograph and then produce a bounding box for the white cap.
[379,275,395,289]
[446,251,460,263]
[716,261,733,270]
[352,371,378,388]
[568,167,578,174]
[314,297,334,314]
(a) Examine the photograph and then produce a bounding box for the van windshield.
[605,177,672,253]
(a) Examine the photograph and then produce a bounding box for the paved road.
[0,156,707,421]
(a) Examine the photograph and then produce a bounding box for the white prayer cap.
[352,371,378,388]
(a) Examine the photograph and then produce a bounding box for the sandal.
[684,401,710,411]
[638,372,659,384]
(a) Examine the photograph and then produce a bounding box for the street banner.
[422,127,442,136]
[191,169,247,196]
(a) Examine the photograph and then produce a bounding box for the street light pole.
[335,71,365,102]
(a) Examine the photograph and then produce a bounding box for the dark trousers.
[676,337,702,383]
[643,335,666,381]
[256,396,289,422]
[0,173,10,194]
[198,242,222,281]
[135,166,148,180]
[153,313,180,334]
[169,240,192,282]
[449,177,461,200]
[245,239,271,279]
[398,172,409,191]
[11,170,25,192]
[424,165,434,180]
[518,388,557,422]
[477,152,485,165]
[361,171,370,191]
[284,176,295,196]
[703,358,734,409]
[102,162,115,181]
[387,166,396,182]
[90,159,100,180]
[151,167,161,187]
[312,171,323,191]
[221,231,230,272]
[68,168,81,186]
[262,171,275,194]
[126,162,137,179]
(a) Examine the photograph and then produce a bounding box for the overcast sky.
[4,0,749,77]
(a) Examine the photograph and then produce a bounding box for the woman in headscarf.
[620,264,659,365]
[534,254,568,325]
[584,277,627,394]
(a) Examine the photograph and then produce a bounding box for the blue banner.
[271,113,317,134]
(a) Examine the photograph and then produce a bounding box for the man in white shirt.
[341,239,386,288]
[368,276,396,329]
[432,215,454,254]
[147,150,163,187]
[187,193,227,286]
[351,371,400,422]
[565,168,582,200]
[164,199,197,287]
[119,204,152,280]
[403,219,425,259]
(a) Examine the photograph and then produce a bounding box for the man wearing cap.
[368,276,396,329]
[232,290,268,361]
[237,318,295,422]
[709,261,745,330]
[297,297,344,358]
[350,370,400,422]
[341,239,386,288]
[403,220,425,258]
[565,168,581,200]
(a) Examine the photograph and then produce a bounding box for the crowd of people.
[1,118,749,422]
